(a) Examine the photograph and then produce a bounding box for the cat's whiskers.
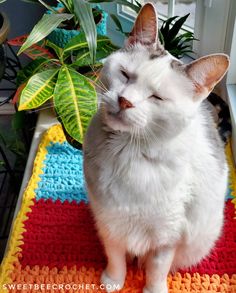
[31,97,107,114]
[149,120,170,133]
[144,126,160,146]
[140,128,151,156]
[127,127,135,164]
[83,74,107,93]
[134,126,141,162]
[88,64,109,93]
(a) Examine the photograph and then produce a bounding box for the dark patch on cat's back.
[201,101,226,168]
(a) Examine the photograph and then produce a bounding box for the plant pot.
[0,12,10,44]
[46,4,108,48]
[0,12,10,81]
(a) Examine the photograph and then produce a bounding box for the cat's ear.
[126,3,158,47]
[185,54,230,99]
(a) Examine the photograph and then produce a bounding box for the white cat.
[83,3,229,293]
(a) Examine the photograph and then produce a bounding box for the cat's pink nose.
[118,96,134,110]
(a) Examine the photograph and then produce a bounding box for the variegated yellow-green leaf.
[17,58,53,86]
[54,66,97,144]
[69,35,118,67]
[19,68,59,110]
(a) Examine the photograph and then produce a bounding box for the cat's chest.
[98,140,189,204]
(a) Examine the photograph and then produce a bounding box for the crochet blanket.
[0,124,235,293]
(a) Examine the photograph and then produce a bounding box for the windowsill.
[227,84,236,163]
[3,109,57,257]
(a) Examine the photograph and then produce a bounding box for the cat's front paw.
[143,284,168,293]
[101,270,125,292]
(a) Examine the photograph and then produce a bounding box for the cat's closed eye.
[151,95,163,101]
[120,70,130,81]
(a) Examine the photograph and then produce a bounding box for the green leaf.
[54,66,97,143]
[158,29,165,46]
[110,14,123,32]
[63,33,88,57]
[38,0,57,12]
[18,13,73,55]
[110,14,126,34]
[59,0,74,13]
[0,0,7,3]
[46,40,63,59]
[134,0,142,8]
[96,41,118,59]
[72,36,118,66]
[160,16,178,37]
[19,68,59,110]
[63,33,98,54]
[74,0,97,64]
[73,49,92,67]
[63,34,117,60]
[168,14,190,42]
[17,58,52,86]
[88,0,140,13]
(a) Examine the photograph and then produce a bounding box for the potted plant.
[18,0,108,64]
[12,33,117,147]
[21,0,108,48]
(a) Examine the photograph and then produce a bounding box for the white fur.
[83,43,228,293]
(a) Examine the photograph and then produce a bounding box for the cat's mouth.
[105,110,132,131]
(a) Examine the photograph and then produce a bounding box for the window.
[121,0,196,31]
[104,0,230,58]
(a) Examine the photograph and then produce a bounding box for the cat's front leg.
[101,240,127,292]
[143,246,175,293]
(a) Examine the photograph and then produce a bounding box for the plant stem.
[38,0,57,13]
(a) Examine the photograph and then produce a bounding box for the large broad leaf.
[17,58,52,86]
[72,36,118,66]
[73,0,97,64]
[88,0,140,13]
[18,13,73,55]
[63,34,117,60]
[54,66,97,143]
[19,68,59,110]
[62,33,88,57]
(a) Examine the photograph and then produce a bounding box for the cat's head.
[99,3,229,138]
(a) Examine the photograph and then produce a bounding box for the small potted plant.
[45,1,108,48]
[18,0,108,64]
